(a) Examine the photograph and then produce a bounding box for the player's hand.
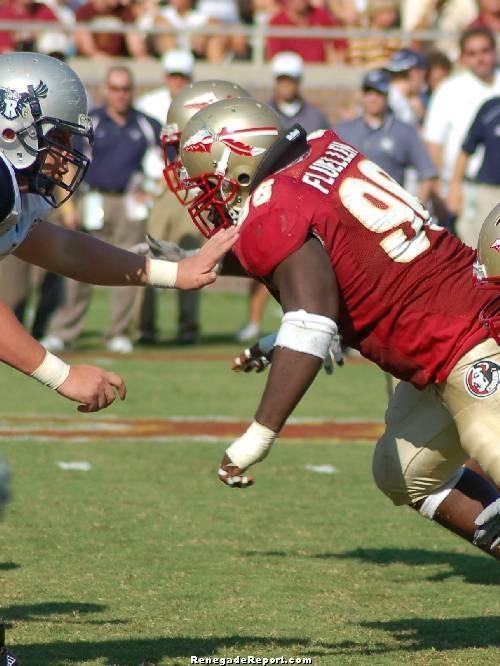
[176,227,238,290]
[232,333,276,373]
[232,344,272,374]
[218,453,254,488]
[57,365,127,413]
[473,498,500,551]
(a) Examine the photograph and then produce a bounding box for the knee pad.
[372,420,467,507]
[417,466,465,519]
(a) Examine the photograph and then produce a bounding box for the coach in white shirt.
[424,26,500,241]
[135,49,194,126]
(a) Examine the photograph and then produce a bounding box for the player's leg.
[424,462,498,551]
[372,381,500,559]
[438,337,500,555]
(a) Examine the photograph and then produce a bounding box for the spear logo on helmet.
[183,125,279,157]
[490,238,500,253]
[184,92,224,110]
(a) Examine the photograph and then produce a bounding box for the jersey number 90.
[339,159,436,263]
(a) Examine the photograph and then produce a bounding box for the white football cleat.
[235,321,260,342]
[39,335,65,353]
[106,335,133,354]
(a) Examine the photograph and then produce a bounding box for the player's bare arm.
[0,299,125,413]
[219,236,340,487]
[14,221,238,291]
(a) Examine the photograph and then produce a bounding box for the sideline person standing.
[42,65,162,354]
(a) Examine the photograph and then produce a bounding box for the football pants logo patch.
[464,360,500,398]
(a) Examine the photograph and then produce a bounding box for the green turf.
[0,290,498,665]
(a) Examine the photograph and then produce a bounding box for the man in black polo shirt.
[335,69,437,203]
[43,65,162,354]
[447,96,500,248]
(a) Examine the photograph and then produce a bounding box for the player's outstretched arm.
[219,237,340,488]
[14,221,238,291]
[0,299,126,413]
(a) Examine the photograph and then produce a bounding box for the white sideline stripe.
[57,461,92,471]
[305,464,338,474]
[167,416,380,424]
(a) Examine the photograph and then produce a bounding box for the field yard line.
[0,415,384,442]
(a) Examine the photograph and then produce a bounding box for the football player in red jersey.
[173,96,500,559]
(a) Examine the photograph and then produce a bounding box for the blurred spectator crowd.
[0,1,498,64]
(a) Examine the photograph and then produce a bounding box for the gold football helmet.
[162,80,250,200]
[179,97,285,237]
[476,203,500,283]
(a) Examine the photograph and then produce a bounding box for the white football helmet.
[179,97,286,237]
[162,80,250,200]
[0,52,93,206]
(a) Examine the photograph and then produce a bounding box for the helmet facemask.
[181,171,239,237]
[26,116,93,206]
[179,97,285,238]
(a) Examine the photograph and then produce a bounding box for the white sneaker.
[106,335,133,354]
[39,335,65,353]
[235,321,260,342]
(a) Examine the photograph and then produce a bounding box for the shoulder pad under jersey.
[234,176,314,278]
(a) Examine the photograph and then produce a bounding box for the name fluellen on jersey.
[302,140,358,194]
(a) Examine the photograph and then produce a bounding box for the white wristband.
[30,351,70,390]
[226,420,277,472]
[147,258,178,288]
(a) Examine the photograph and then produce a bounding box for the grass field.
[0,288,498,666]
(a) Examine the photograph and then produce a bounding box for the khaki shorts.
[373,338,500,506]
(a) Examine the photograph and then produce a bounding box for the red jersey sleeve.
[234,176,314,278]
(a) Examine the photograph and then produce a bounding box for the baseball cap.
[271,51,304,79]
[36,32,71,58]
[384,48,427,73]
[162,49,195,78]
[362,69,390,95]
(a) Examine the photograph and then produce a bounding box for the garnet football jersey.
[233,129,494,388]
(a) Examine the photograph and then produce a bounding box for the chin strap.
[249,123,309,193]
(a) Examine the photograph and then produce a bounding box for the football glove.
[473,498,500,551]
[232,333,276,373]
[323,332,344,375]
[129,234,198,262]
[232,332,344,374]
